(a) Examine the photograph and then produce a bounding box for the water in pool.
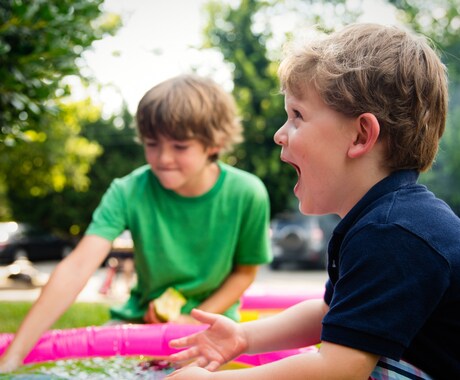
[0,356,176,379]
[0,356,248,379]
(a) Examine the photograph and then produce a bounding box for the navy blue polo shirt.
[322,170,460,378]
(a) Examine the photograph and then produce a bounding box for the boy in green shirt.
[0,74,272,372]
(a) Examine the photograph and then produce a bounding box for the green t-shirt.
[85,162,272,322]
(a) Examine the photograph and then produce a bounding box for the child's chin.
[156,175,181,190]
[298,201,314,216]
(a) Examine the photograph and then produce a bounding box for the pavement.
[0,261,328,304]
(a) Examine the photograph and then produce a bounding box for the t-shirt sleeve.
[321,223,450,359]
[324,279,333,305]
[85,178,128,241]
[233,177,272,266]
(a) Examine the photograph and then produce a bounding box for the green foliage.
[0,0,124,233]
[5,99,102,197]
[0,301,111,333]
[4,99,103,232]
[0,0,120,143]
[6,105,145,236]
[204,0,294,216]
[73,106,145,234]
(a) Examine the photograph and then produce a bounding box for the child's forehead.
[144,135,190,142]
[143,135,197,144]
[284,87,318,107]
[142,127,197,141]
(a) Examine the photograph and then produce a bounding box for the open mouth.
[291,162,301,176]
[281,157,301,176]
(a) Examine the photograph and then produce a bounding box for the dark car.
[0,222,75,264]
[269,211,340,270]
[110,230,134,257]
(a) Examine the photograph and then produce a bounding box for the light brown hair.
[136,74,243,159]
[278,23,448,172]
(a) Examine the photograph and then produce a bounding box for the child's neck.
[175,162,220,197]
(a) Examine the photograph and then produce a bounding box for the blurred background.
[1,0,459,271]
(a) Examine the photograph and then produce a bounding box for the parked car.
[0,221,75,264]
[110,230,134,257]
[269,211,340,270]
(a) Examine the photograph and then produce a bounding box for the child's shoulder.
[219,162,269,200]
[111,165,152,187]
[220,162,266,187]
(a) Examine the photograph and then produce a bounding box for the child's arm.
[170,299,326,366]
[167,343,378,380]
[168,301,378,379]
[0,235,112,373]
[197,264,257,314]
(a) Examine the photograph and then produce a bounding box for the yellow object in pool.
[154,287,187,322]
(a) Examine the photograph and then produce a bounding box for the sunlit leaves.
[0,0,120,223]
[0,0,121,142]
[3,99,103,198]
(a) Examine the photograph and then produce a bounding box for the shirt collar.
[335,169,419,235]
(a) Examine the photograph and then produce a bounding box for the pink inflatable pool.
[0,287,323,367]
[241,286,324,310]
[0,324,316,366]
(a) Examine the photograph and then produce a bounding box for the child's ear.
[347,113,380,158]
[207,146,221,157]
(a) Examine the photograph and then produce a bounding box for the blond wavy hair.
[278,23,448,172]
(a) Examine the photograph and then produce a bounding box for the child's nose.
[274,125,287,146]
[157,147,174,163]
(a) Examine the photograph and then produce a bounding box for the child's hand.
[143,300,163,324]
[168,309,247,371]
[144,288,187,323]
[172,314,202,325]
[0,353,22,373]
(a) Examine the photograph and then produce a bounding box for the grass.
[0,301,112,333]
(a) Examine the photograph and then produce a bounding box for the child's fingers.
[205,360,221,372]
[169,333,199,349]
[144,302,152,320]
[144,301,164,324]
[190,308,218,324]
[168,346,200,362]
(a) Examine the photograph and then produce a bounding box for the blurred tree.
[203,0,291,217]
[6,99,103,232]
[73,105,145,235]
[8,104,145,235]
[0,0,121,229]
[0,0,120,143]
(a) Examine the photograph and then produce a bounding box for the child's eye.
[174,144,189,151]
[146,140,158,147]
[293,109,303,119]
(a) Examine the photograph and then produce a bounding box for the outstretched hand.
[167,309,248,372]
